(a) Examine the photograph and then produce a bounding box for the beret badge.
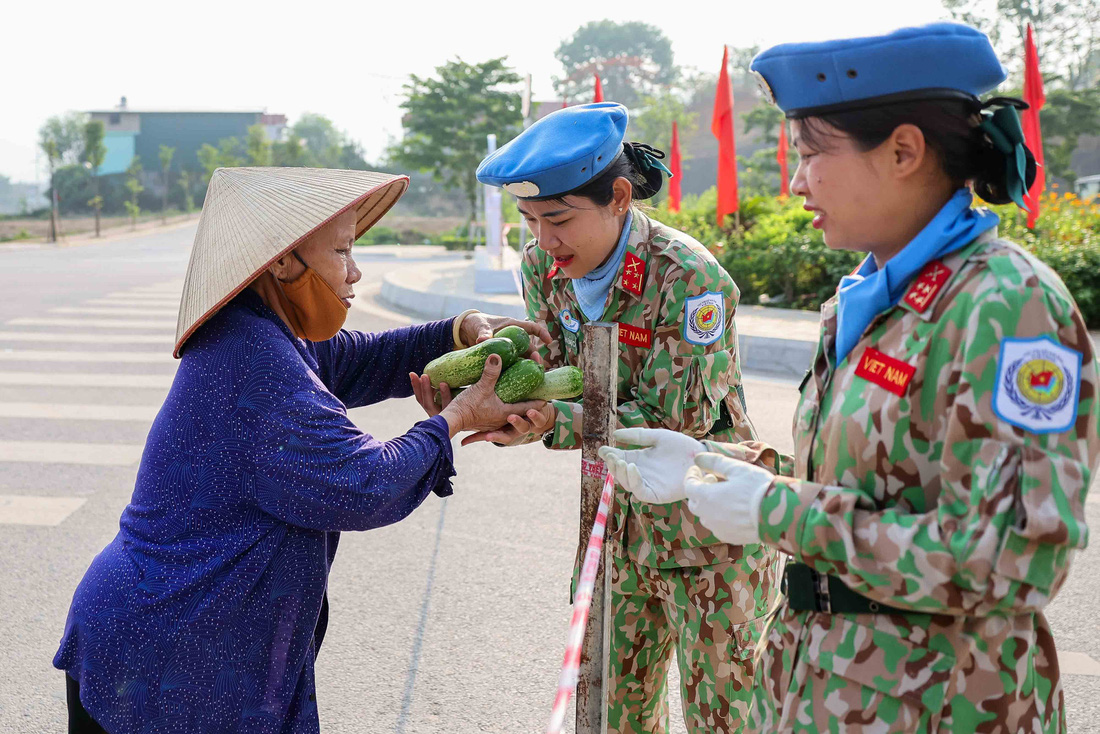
[752,70,776,105]
[503,181,541,197]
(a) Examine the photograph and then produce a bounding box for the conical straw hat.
[174,167,409,357]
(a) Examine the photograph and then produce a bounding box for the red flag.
[1022,23,1046,228]
[712,46,739,226]
[593,74,604,103]
[777,121,790,198]
[669,121,683,213]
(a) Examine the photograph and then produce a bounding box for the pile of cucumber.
[425,325,583,404]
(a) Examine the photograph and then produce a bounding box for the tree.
[273,134,308,167]
[39,113,87,167]
[292,113,344,167]
[554,21,677,107]
[124,157,144,230]
[159,145,175,223]
[82,120,107,237]
[197,137,244,183]
[39,130,62,242]
[389,57,522,233]
[1031,86,1100,181]
[942,0,1099,88]
[245,124,273,166]
[178,169,196,214]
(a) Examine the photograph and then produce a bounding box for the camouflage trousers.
[607,552,774,734]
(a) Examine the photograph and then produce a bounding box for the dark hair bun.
[621,142,667,200]
[972,134,1037,206]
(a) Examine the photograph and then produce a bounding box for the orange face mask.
[274,251,349,341]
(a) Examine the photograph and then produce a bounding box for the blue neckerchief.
[834,189,998,365]
[573,209,633,321]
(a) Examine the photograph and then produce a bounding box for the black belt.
[710,400,735,434]
[783,562,910,615]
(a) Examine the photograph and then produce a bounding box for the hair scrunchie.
[975,97,1038,210]
[622,142,673,199]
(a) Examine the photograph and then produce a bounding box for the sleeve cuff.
[543,400,581,450]
[416,414,457,497]
[756,476,828,557]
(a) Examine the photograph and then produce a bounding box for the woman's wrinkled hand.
[436,354,546,439]
[460,402,557,447]
[460,313,552,363]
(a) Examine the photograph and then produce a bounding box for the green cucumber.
[493,325,530,356]
[525,366,583,401]
[424,337,517,388]
[495,359,545,403]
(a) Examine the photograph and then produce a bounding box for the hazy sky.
[5,0,949,184]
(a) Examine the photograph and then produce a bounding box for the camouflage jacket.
[520,209,758,568]
[706,230,1099,732]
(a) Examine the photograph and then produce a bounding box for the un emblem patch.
[993,337,1082,434]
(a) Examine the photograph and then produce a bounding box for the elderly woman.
[53,167,547,734]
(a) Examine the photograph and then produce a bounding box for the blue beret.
[750,23,1007,118]
[476,103,628,199]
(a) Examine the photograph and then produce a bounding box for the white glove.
[684,452,773,546]
[597,427,705,504]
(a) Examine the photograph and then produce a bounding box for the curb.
[380,270,527,321]
[380,270,816,377]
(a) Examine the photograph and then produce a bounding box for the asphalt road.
[0,224,1097,733]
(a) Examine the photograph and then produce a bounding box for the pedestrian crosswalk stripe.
[101,292,181,300]
[1062,651,1100,677]
[123,285,183,295]
[49,307,178,318]
[0,495,86,527]
[0,350,174,364]
[0,371,172,388]
[0,402,159,421]
[7,317,175,330]
[0,440,143,466]
[88,298,179,308]
[0,331,168,344]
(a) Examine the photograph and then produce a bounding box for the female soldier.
[601,23,1100,733]
[473,103,774,733]
[54,167,548,733]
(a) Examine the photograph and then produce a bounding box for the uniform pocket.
[993,445,1088,594]
[781,615,955,733]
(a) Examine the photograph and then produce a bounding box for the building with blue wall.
[88,98,286,177]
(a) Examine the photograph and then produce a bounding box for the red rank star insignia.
[903,260,952,313]
[621,253,645,296]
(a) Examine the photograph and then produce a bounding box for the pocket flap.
[804,615,956,709]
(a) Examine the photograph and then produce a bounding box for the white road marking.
[49,307,178,318]
[88,298,179,307]
[7,317,175,330]
[0,331,168,345]
[0,371,172,388]
[1062,651,1100,677]
[0,402,159,421]
[0,440,143,465]
[0,495,86,526]
[0,349,173,364]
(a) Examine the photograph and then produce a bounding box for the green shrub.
[652,187,1100,328]
[355,226,399,246]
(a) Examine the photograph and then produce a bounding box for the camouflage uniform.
[705,229,1100,733]
[519,209,777,732]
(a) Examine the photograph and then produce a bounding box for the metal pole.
[577,321,618,734]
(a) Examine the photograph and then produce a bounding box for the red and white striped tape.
[546,470,615,734]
